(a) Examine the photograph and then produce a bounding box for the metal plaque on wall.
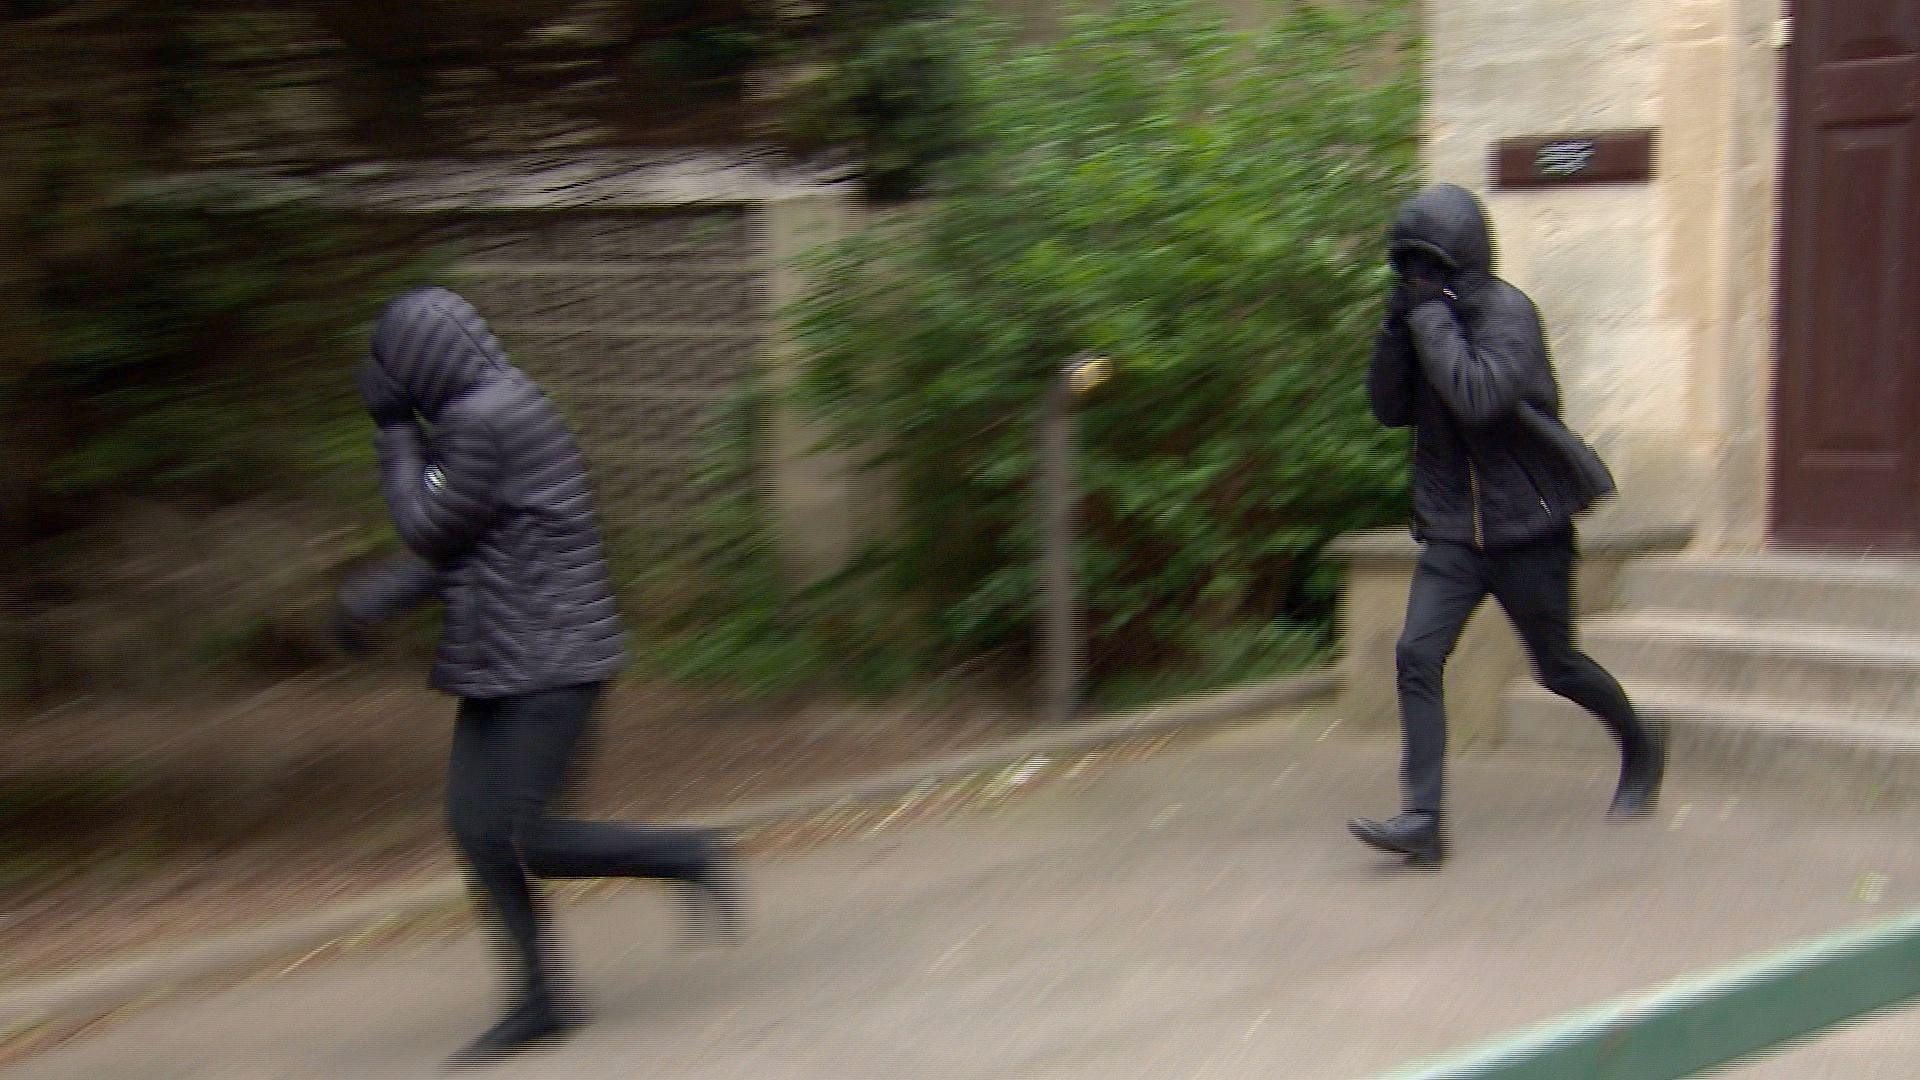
[1493,129,1658,188]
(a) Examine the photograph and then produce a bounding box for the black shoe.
[1349,812,1447,868]
[446,996,579,1068]
[677,842,745,946]
[1609,722,1669,819]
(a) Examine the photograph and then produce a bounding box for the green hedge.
[788,0,1421,691]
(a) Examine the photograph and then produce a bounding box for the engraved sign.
[1494,129,1657,188]
[1536,140,1599,177]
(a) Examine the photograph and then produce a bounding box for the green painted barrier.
[1383,909,1920,1079]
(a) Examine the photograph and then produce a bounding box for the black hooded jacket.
[339,287,626,698]
[1369,185,1604,552]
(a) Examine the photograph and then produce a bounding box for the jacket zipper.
[1469,460,1484,550]
[1453,417,1487,551]
[1516,458,1553,516]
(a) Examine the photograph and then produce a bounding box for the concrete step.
[1616,556,1920,635]
[1503,683,1920,802]
[1579,614,1920,718]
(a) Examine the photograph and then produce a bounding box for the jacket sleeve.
[374,414,501,562]
[1367,317,1417,428]
[1405,297,1532,426]
[338,551,439,626]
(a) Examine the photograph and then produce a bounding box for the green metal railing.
[1383,909,1920,1079]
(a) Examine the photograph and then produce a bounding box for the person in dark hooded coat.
[335,286,741,1064]
[1348,185,1667,868]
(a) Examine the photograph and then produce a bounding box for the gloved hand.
[1386,282,1415,323]
[354,357,411,428]
[1388,247,1453,321]
[1402,273,1449,312]
[1387,277,1448,323]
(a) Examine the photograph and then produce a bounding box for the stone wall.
[1427,0,1689,532]
[1423,0,1784,543]
[444,209,764,544]
[1332,0,1788,737]
[1703,0,1787,551]
[348,154,871,582]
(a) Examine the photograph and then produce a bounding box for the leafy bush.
[630,386,929,699]
[6,176,431,508]
[790,0,1421,688]
[0,4,457,701]
[771,0,970,200]
[0,166,439,697]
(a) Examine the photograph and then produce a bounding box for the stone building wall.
[1423,0,1785,544]
[1330,0,1790,737]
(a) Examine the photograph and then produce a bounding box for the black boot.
[1348,812,1447,868]
[676,838,746,946]
[1609,722,1669,819]
[446,992,579,1068]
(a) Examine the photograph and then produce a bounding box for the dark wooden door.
[1773,0,1920,550]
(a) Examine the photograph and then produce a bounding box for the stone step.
[1503,683,1920,803]
[1615,556,1920,635]
[1579,614,1920,718]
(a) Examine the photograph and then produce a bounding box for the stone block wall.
[350,155,872,583]
[443,209,765,546]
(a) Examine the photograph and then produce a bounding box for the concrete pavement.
[11,715,1920,1079]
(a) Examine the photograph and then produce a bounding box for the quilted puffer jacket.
[340,287,626,698]
[1367,184,1609,552]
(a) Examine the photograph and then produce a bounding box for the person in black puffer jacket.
[1347,185,1667,869]
[335,286,742,1065]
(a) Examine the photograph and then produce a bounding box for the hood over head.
[369,286,510,418]
[1388,183,1496,275]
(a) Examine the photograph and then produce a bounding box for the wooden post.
[1037,353,1112,725]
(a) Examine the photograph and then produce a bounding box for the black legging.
[1394,530,1653,813]
[447,683,714,998]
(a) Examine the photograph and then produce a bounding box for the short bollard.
[1037,352,1113,726]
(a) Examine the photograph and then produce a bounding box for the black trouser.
[447,683,714,999]
[1395,530,1650,813]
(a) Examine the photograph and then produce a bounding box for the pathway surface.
[13,717,1920,1078]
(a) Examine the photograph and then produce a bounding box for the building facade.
[1430,0,1915,553]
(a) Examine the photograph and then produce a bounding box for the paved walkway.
[12,716,1920,1079]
